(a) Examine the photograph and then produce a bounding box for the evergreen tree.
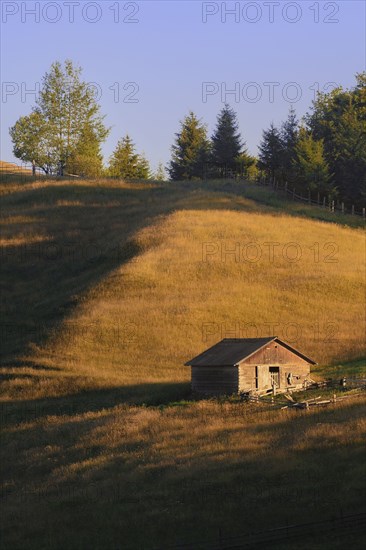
[154,162,166,181]
[67,124,104,177]
[235,152,258,180]
[332,102,366,201]
[258,122,283,182]
[10,60,109,175]
[135,153,151,180]
[280,106,299,183]
[108,135,150,180]
[305,73,366,202]
[211,104,244,177]
[108,135,139,178]
[293,128,332,193]
[168,112,210,181]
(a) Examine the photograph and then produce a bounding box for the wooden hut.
[185,337,316,395]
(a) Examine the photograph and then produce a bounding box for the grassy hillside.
[1,178,365,549]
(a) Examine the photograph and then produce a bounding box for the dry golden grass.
[1,396,365,549]
[10,206,363,402]
[1,177,365,549]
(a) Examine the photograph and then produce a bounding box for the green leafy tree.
[293,128,332,194]
[108,135,150,179]
[10,60,109,175]
[10,111,54,173]
[258,122,283,182]
[168,112,210,180]
[211,104,244,177]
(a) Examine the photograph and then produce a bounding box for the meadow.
[0,176,365,549]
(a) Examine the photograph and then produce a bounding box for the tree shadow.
[1,179,363,385]
[0,180,272,369]
[1,391,365,549]
[0,381,191,428]
[0,183,186,365]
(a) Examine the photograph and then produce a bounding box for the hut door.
[269,367,280,387]
[256,365,268,389]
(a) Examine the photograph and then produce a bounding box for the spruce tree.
[211,104,244,177]
[258,122,283,182]
[305,73,366,203]
[67,124,104,177]
[154,162,166,181]
[109,135,150,179]
[293,129,332,194]
[236,152,258,180]
[135,153,151,180]
[280,107,299,183]
[168,112,210,181]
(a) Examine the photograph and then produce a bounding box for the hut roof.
[185,337,316,367]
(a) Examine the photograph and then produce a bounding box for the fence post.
[332,200,335,213]
[323,196,326,208]
[317,192,320,205]
[363,208,365,219]
[351,205,354,215]
[285,181,288,197]
[341,202,344,214]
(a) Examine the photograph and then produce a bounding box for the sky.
[1,0,365,173]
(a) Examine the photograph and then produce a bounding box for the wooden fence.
[254,176,365,218]
[0,161,81,182]
[296,377,366,392]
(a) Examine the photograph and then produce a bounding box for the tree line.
[258,73,366,204]
[9,61,366,205]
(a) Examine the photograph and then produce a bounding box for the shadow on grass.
[1,393,365,550]
[1,180,260,367]
[0,183,183,365]
[0,381,192,428]
[1,179,364,374]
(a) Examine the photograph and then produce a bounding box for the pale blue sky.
[1,1,365,173]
